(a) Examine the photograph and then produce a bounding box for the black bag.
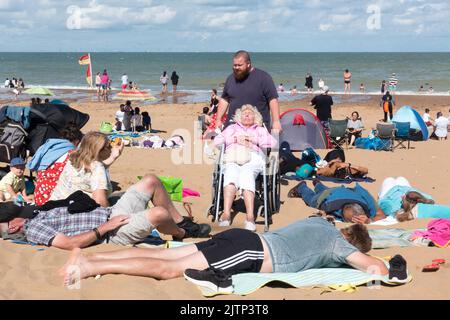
[0,121,28,163]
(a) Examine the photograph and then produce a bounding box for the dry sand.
[0,93,449,300]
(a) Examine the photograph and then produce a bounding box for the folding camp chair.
[328,119,348,150]
[375,123,395,151]
[393,121,411,149]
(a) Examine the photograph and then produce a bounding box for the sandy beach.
[0,93,449,300]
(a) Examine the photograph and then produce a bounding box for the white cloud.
[330,13,354,24]
[319,24,333,31]
[73,2,176,29]
[202,11,249,30]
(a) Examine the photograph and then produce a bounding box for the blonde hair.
[70,131,108,172]
[233,104,263,127]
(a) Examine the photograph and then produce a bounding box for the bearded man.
[215,50,281,133]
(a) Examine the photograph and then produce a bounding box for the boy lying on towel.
[60,217,408,293]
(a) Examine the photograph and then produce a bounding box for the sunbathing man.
[0,174,211,248]
[288,180,385,224]
[60,217,404,293]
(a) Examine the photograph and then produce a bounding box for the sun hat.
[10,157,26,167]
[321,85,329,93]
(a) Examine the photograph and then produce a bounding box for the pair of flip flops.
[422,259,446,272]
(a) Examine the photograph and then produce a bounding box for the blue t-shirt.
[320,183,378,219]
[261,217,358,273]
[378,186,433,216]
[222,68,278,128]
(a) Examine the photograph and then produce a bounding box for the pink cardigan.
[213,122,277,153]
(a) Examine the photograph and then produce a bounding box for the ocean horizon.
[1,52,450,103]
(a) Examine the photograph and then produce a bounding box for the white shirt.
[160,75,168,85]
[4,80,9,87]
[121,75,128,85]
[434,116,449,138]
[318,80,325,88]
[423,113,430,122]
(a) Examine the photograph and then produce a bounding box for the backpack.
[0,121,28,163]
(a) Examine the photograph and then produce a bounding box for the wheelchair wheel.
[268,156,281,214]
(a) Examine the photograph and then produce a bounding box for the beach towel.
[183,188,200,198]
[368,228,429,249]
[282,174,375,184]
[411,219,450,248]
[369,216,399,226]
[191,262,411,297]
[27,139,74,171]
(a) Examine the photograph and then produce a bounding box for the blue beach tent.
[392,106,428,141]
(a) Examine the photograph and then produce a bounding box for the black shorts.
[195,229,264,275]
[345,80,351,84]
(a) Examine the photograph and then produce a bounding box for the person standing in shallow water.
[344,69,352,94]
[171,71,179,94]
[160,71,169,94]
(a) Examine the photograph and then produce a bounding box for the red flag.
[78,54,90,65]
[86,65,92,87]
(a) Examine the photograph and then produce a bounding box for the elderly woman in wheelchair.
[213,105,277,231]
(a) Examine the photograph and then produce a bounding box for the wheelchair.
[205,144,281,232]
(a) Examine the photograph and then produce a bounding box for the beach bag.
[99,121,113,133]
[223,145,251,165]
[158,176,183,202]
[0,121,28,163]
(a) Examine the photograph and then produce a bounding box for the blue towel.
[5,106,31,129]
[282,174,376,184]
[27,139,75,171]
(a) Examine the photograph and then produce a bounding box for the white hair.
[233,104,263,127]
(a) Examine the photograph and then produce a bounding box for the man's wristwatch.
[93,227,102,240]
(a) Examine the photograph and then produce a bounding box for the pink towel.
[183,188,200,198]
[412,219,450,248]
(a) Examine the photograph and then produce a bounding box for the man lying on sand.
[1,174,211,249]
[60,217,408,293]
[288,180,386,224]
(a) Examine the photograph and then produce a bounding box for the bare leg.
[60,247,208,285]
[146,206,185,238]
[243,190,255,222]
[86,244,199,261]
[222,184,236,221]
[134,174,184,224]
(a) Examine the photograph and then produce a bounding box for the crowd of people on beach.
[3,77,25,99]
[0,50,449,295]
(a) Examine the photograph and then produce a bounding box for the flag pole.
[88,53,93,89]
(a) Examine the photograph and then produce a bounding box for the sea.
[1,52,450,104]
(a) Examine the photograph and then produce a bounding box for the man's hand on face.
[351,215,371,224]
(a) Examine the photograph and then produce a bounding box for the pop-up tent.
[392,106,429,141]
[279,108,329,151]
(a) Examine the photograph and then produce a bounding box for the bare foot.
[59,248,93,287]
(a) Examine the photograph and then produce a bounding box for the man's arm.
[51,215,130,250]
[269,98,281,132]
[346,251,389,275]
[215,98,229,129]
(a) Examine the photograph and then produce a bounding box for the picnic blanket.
[192,262,412,297]
[282,174,376,184]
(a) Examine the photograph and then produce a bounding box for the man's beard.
[233,68,250,81]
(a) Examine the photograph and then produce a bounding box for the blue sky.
[1,0,450,52]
